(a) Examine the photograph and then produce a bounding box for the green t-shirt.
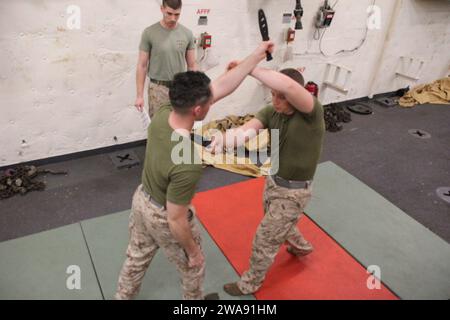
[142,105,202,206]
[255,98,325,181]
[139,22,195,81]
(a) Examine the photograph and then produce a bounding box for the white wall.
[1,0,449,166]
[371,0,450,94]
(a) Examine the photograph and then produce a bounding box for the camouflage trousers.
[237,176,313,294]
[148,82,170,118]
[115,185,205,300]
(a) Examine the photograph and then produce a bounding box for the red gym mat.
[192,178,398,300]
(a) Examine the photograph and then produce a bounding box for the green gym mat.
[306,161,450,300]
[80,210,254,300]
[0,223,102,300]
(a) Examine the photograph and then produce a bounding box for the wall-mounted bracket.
[395,56,425,81]
[323,63,352,94]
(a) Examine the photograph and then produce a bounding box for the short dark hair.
[163,0,182,10]
[280,68,305,87]
[169,71,212,114]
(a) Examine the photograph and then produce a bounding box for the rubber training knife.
[258,9,273,61]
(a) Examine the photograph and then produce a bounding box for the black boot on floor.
[224,282,247,296]
[204,292,220,300]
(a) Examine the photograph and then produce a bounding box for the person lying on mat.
[114,41,274,300]
[209,67,325,296]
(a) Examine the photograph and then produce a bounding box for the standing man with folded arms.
[135,0,197,118]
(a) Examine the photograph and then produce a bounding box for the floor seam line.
[80,222,105,300]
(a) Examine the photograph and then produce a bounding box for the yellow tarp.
[193,114,272,178]
[399,77,450,107]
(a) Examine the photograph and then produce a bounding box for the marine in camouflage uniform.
[135,0,196,117]
[115,104,205,300]
[221,68,325,296]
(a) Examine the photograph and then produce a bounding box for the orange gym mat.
[192,177,398,300]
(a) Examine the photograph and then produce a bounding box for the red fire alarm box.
[305,81,319,97]
[287,28,296,43]
[200,32,212,49]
